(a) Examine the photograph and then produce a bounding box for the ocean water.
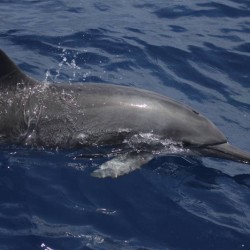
[0,1,250,249]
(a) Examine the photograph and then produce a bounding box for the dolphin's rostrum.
[0,49,250,178]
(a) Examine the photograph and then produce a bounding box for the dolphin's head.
[158,98,228,148]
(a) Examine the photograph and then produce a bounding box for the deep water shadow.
[1,146,250,250]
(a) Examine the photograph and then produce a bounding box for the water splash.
[124,132,189,156]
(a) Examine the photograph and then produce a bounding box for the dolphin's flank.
[0,49,250,178]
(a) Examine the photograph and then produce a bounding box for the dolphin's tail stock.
[199,143,250,165]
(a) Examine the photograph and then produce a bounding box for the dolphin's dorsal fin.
[0,49,23,79]
[0,49,36,87]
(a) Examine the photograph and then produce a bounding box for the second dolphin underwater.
[0,49,250,178]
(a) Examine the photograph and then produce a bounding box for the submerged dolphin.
[0,49,250,178]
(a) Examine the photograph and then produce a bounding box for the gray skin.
[0,49,250,178]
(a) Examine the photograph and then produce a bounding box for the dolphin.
[0,49,250,178]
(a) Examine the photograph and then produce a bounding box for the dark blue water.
[1,1,250,249]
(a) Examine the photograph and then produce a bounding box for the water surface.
[0,1,250,249]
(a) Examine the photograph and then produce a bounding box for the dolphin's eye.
[192,110,199,115]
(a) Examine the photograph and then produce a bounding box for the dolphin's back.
[31,82,227,148]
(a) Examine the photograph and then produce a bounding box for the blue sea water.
[0,0,250,249]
